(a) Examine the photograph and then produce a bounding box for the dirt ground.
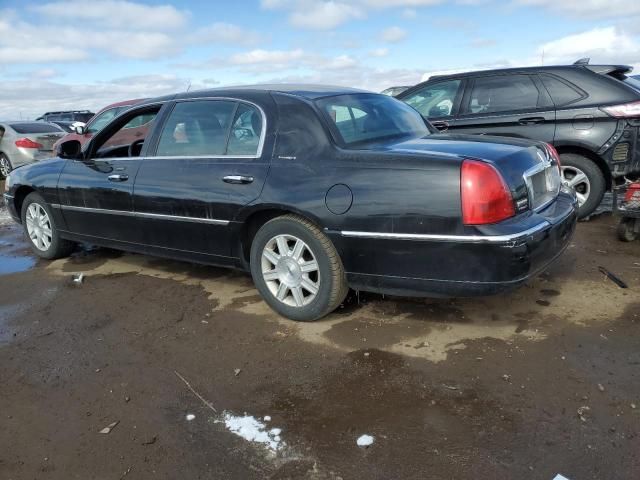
[1,191,639,479]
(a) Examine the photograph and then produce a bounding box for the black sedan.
[3,85,577,321]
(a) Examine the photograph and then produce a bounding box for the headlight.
[4,174,11,192]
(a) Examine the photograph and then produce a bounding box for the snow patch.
[218,412,284,452]
[185,414,196,421]
[357,434,375,447]
[0,205,12,226]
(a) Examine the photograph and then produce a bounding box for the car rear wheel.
[21,192,75,259]
[0,154,12,179]
[559,154,605,219]
[250,214,348,322]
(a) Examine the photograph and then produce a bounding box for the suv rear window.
[464,75,541,115]
[621,75,640,93]
[540,74,584,106]
[10,123,62,134]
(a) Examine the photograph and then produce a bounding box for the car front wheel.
[250,214,348,322]
[21,192,75,259]
[559,153,605,219]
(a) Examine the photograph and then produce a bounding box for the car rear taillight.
[601,100,640,118]
[624,183,640,202]
[461,159,515,225]
[15,138,43,149]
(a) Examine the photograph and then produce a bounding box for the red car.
[53,99,150,151]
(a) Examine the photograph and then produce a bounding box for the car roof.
[134,84,371,108]
[426,64,633,81]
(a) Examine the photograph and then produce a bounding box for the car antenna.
[574,57,590,65]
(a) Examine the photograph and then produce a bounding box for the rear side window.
[227,103,263,156]
[10,123,62,134]
[464,75,540,114]
[540,74,584,106]
[155,100,237,156]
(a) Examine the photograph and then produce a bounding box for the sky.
[1,0,640,119]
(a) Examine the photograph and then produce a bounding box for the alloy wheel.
[0,156,10,177]
[561,165,591,207]
[25,203,53,251]
[261,234,320,307]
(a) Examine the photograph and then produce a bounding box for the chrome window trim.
[337,221,550,243]
[51,204,229,226]
[154,97,267,160]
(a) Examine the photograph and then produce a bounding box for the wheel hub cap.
[261,234,320,308]
[25,203,53,252]
[561,165,591,207]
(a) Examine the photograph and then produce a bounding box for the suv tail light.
[461,159,515,225]
[15,138,43,149]
[601,100,640,118]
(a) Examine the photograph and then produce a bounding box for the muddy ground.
[0,192,639,479]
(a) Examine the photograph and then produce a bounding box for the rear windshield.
[315,93,431,147]
[10,123,63,134]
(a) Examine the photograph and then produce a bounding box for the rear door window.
[463,75,541,115]
[540,74,585,106]
[402,79,462,118]
[155,100,237,156]
[227,103,264,156]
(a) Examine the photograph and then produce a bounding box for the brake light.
[624,183,640,202]
[602,100,640,118]
[461,159,515,225]
[15,138,43,149]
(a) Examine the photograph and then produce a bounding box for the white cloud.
[289,2,364,29]
[190,22,263,46]
[380,26,407,43]
[230,48,305,65]
[0,45,88,64]
[401,8,418,18]
[31,0,189,30]
[513,0,640,19]
[369,47,389,57]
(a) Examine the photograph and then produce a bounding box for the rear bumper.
[329,190,578,297]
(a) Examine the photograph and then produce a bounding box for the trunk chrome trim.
[50,204,230,225]
[338,221,550,243]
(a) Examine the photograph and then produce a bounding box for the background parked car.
[381,86,410,97]
[35,110,94,123]
[397,60,640,218]
[46,120,76,132]
[0,121,66,178]
[52,99,147,152]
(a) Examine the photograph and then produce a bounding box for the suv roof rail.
[41,110,93,115]
[574,58,590,65]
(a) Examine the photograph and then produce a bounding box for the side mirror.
[57,140,83,159]
[72,122,86,135]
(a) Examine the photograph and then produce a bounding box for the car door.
[400,78,465,131]
[56,104,163,241]
[131,97,271,261]
[453,73,556,142]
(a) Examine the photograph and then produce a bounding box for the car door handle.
[518,117,545,125]
[431,120,449,132]
[107,174,129,182]
[223,175,254,184]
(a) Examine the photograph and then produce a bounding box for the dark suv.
[397,61,640,218]
[36,110,95,123]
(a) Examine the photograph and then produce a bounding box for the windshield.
[316,93,431,147]
[10,123,63,134]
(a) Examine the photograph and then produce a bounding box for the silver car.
[0,122,66,178]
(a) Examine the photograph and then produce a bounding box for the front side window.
[316,93,430,147]
[87,108,121,134]
[402,79,461,118]
[94,109,159,157]
[465,75,541,115]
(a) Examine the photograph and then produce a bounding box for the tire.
[21,192,75,259]
[250,214,348,322]
[559,153,605,219]
[0,154,12,179]
[617,218,638,242]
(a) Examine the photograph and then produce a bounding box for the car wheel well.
[554,146,611,190]
[12,186,35,221]
[239,209,320,268]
